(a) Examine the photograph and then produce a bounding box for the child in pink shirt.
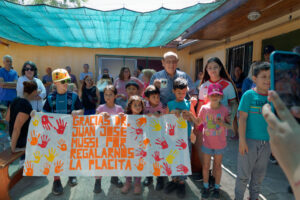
[142,85,165,190]
[94,85,124,193]
[198,83,231,199]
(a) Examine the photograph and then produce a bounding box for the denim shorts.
[201,145,226,155]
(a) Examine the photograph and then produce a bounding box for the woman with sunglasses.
[80,75,100,115]
[16,61,46,112]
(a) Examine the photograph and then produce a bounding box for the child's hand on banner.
[155,137,168,149]
[57,139,67,151]
[176,139,187,150]
[166,149,179,164]
[176,164,189,175]
[134,158,146,171]
[41,115,53,130]
[38,135,50,148]
[150,119,162,131]
[152,151,164,162]
[167,123,176,136]
[136,117,147,127]
[177,117,187,129]
[54,160,64,174]
[33,151,42,163]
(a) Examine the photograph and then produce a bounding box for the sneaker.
[121,181,131,194]
[212,188,220,199]
[201,188,210,199]
[52,179,63,195]
[164,181,178,194]
[111,176,123,188]
[270,154,278,164]
[176,183,186,199]
[134,183,142,195]
[143,177,153,186]
[68,176,78,187]
[93,179,102,193]
[155,177,164,191]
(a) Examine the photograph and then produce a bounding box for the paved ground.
[1,134,295,200]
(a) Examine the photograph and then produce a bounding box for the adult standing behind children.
[43,68,83,195]
[0,55,18,106]
[80,64,93,85]
[65,66,78,88]
[17,61,46,111]
[235,62,271,200]
[150,51,198,107]
[114,67,144,105]
[42,67,53,95]
[6,81,37,152]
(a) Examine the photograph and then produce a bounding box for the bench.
[0,149,25,200]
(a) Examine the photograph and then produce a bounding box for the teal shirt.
[167,99,191,137]
[238,89,269,141]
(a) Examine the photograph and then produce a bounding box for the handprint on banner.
[176,139,187,150]
[57,139,67,151]
[38,135,50,148]
[138,138,151,149]
[24,161,33,176]
[54,160,64,174]
[33,151,42,163]
[134,158,146,171]
[177,117,187,129]
[53,118,67,135]
[27,130,40,146]
[130,127,143,140]
[40,162,51,175]
[152,151,164,162]
[167,124,176,136]
[155,137,168,149]
[152,162,162,176]
[32,116,39,127]
[162,162,172,176]
[44,148,58,162]
[41,115,53,130]
[166,149,179,164]
[136,117,147,128]
[135,148,147,158]
[176,164,189,175]
[150,119,162,131]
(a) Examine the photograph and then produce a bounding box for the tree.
[6,0,88,8]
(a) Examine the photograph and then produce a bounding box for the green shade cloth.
[0,0,225,48]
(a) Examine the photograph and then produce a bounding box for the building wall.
[188,9,300,76]
[0,42,191,80]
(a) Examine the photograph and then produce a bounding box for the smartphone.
[270,51,300,109]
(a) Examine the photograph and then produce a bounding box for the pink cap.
[208,83,223,96]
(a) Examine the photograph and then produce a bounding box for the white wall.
[203,49,226,67]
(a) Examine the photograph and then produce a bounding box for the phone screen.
[271,51,300,109]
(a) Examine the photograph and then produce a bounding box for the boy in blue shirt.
[164,77,196,199]
[234,62,271,200]
[43,68,83,196]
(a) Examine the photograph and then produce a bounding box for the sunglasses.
[60,79,71,84]
[24,68,34,71]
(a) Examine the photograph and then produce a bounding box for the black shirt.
[9,97,32,148]
[82,86,98,110]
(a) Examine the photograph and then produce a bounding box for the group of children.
[1,51,272,200]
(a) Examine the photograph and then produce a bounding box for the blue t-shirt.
[150,70,197,106]
[167,99,192,137]
[0,68,18,101]
[238,89,269,141]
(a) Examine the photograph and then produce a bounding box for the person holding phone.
[262,90,300,199]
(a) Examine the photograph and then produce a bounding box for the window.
[226,42,253,76]
[195,58,203,81]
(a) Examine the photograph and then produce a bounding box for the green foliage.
[6,0,88,7]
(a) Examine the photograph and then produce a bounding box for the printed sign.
[24,113,191,176]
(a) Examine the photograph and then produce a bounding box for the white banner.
[23,113,191,177]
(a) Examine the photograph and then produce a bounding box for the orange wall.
[0,41,191,80]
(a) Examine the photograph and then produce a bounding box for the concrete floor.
[2,136,295,200]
